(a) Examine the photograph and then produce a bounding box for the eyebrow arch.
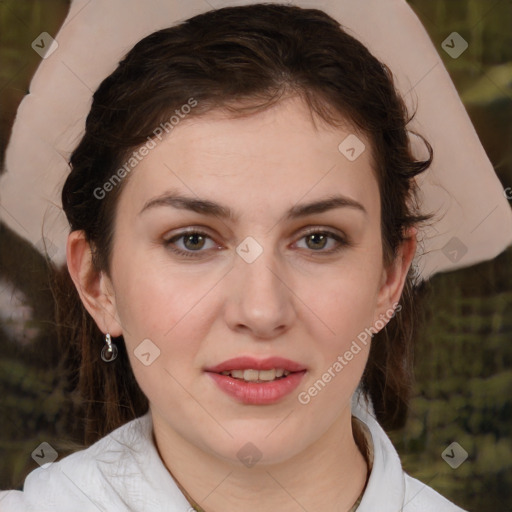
[285,195,367,220]
[138,191,367,220]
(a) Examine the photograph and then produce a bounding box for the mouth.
[204,356,307,404]
[218,368,292,382]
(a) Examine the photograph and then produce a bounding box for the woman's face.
[74,95,413,465]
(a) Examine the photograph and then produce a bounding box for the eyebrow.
[138,190,367,221]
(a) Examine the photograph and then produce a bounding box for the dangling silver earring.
[101,333,118,362]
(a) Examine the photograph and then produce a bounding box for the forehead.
[119,96,380,221]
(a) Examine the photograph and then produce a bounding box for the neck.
[151,406,368,512]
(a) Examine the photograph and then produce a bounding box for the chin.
[193,418,313,468]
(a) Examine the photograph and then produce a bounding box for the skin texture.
[67,95,416,511]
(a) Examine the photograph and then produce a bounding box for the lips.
[204,356,307,405]
[204,356,307,374]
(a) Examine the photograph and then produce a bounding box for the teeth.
[243,369,260,381]
[257,369,276,381]
[230,370,245,379]
[220,368,291,382]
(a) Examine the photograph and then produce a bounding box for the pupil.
[185,234,204,250]
[308,233,326,249]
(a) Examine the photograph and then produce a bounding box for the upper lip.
[204,356,307,373]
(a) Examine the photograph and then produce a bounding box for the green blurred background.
[0,1,511,511]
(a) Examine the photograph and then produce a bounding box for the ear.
[374,226,417,325]
[66,230,123,337]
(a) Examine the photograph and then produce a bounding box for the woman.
[0,3,467,511]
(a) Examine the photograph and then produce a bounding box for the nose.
[223,244,296,340]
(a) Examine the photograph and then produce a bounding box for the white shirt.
[0,402,467,512]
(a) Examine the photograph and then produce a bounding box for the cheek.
[294,247,383,404]
[304,280,374,390]
[111,258,216,409]
[330,283,378,344]
[306,255,382,345]
[111,251,223,356]
[295,273,377,413]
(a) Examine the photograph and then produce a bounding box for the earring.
[101,333,118,362]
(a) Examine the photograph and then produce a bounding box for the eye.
[294,229,348,254]
[163,227,349,259]
[163,230,218,258]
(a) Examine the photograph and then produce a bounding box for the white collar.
[83,400,406,511]
[2,399,465,510]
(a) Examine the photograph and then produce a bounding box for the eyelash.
[163,228,350,259]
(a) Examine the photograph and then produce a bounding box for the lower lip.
[206,371,306,405]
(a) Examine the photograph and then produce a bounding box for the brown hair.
[57,3,433,444]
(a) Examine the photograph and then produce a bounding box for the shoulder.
[0,413,154,512]
[352,395,467,512]
[402,474,467,512]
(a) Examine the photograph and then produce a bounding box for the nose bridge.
[226,235,294,337]
[241,253,281,297]
[237,237,286,306]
